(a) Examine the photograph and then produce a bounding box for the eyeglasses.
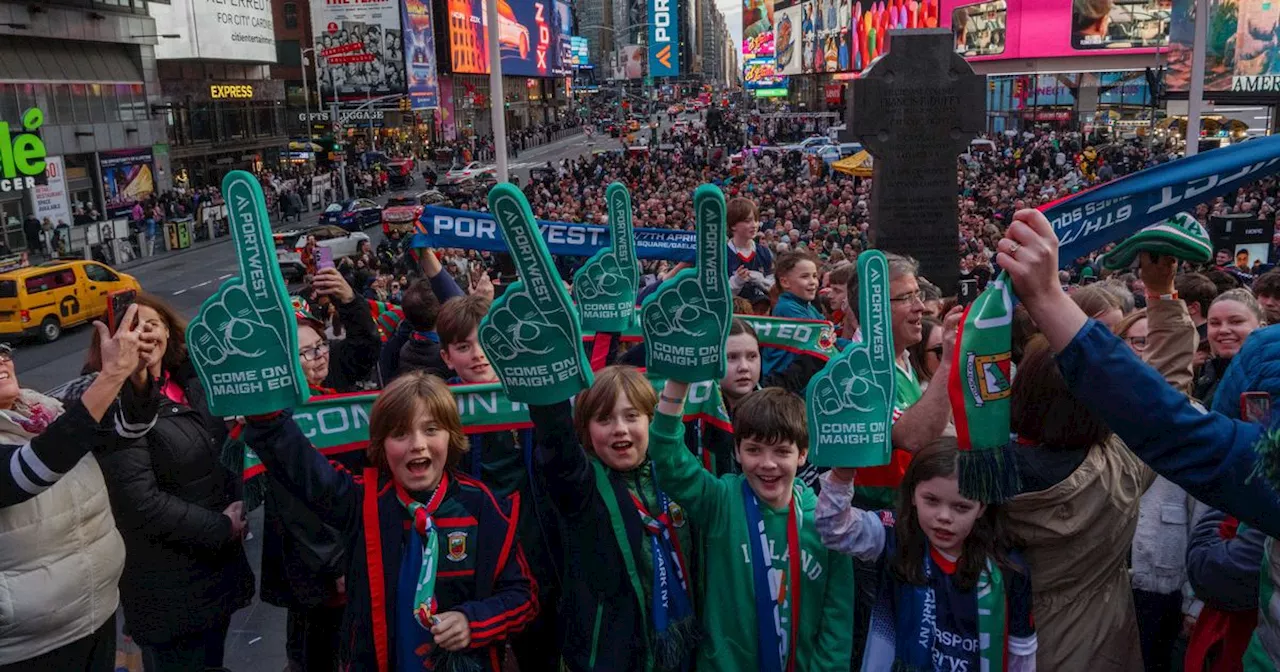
[0,344,13,363]
[300,342,330,361]
[890,290,925,305]
[1126,336,1148,351]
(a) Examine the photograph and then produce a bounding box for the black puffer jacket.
[97,369,254,645]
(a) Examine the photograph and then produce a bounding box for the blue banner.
[1044,137,1280,268]
[401,0,440,110]
[417,206,696,260]
[648,0,679,77]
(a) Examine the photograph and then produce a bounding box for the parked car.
[319,198,382,232]
[274,225,372,281]
[442,161,497,185]
[382,194,428,238]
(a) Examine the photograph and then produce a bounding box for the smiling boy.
[651,382,853,671]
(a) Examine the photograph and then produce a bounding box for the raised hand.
[640,185,733,382]
[805,250,896,468]
[572,182,640,332]
[187,171,307,417]
[478,184,593,404]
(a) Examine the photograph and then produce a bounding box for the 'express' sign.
[211,85,255,100]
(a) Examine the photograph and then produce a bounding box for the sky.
[716,0,744,61]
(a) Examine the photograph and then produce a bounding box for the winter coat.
[259,294,380,608]
[246,412,536,672]
[1004,297,1195,671]
[1187,507,1263,614]
[1130,475,1195,595]
[0,390,130,664]
[1052,317,1280,669]
[97,373,255,645]
[528,402,698,672]
[377,272,464,383]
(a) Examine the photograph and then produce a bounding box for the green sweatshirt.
[649,411,854,671]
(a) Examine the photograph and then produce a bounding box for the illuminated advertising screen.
[744,0,777,57]
[402,0,440,109]
[312,0,406,97]
[952,0,1006,56]
[1167,0,1278,92]
[774,0,940,75]
[446,0,572,77]
[941,0,1165,60]
[744,57,790,89]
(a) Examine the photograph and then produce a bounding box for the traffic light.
[399,97,411,111]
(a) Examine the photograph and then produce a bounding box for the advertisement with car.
[447,0,574,77]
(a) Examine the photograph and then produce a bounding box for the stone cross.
[847,28,986,296]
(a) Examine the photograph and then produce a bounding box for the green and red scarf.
[948,272,1020,503]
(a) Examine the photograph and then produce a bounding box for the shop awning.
[832,150,874,177]
[0,37,142,83]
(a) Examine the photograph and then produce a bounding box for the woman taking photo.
[89,295,255,671]
[1194,289,1264,405]
[904,315,944,389]
[1,309,151,672]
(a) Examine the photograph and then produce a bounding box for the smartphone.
[316,247,335,271]
[107,289,138,333]
[1242,392,1272,424]
[958,279,979,307]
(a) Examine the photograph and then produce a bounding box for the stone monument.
[846,28,986,296]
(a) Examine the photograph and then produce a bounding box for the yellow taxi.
[627,118,641,132]
[0,255,140,342]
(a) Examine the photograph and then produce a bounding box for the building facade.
[0,0,169,250]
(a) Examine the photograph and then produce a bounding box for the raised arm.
[892,308,962,453]
[243,411,361,534]
[3,311,149,507]
[814,470,887,562]
[529,401,598,517]
[651,380,729,525]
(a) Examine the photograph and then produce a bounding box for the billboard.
[744,57,789,89]
[402,0,440,109]
[312,0,406,98]
[649,0,680,77]
[744,0,777,57]
[773,0,938,75]
[618,45,646,79]
[1167,0,1279,92]
[28,156,71,228]
[570,36,590,66]
[774,3,804,75]
[446,0,573,77]
[149,0,277,63]
[941,0,1166,61]
[99,149,155,219]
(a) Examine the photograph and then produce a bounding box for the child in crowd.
[687,319,824,489]
[437,294,561,672]
[528,366,699,672]
[246,373,537,672]
[815,440,1037,671]
[763,251,823,376]
[396,280,448,378]
[650,382,854,671]
[727,197,775,308]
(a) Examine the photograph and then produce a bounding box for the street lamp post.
[302,48,318,169]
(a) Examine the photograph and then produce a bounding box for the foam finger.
[605,182,638,282]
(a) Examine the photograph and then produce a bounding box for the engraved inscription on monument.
[848,28,986,296]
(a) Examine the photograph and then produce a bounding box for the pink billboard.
[941,0,1168,61]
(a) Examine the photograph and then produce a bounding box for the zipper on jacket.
[588,601,604,668]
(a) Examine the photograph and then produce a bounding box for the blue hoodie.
[762,291,824,376]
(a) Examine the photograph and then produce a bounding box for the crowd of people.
[9,111,1280,672]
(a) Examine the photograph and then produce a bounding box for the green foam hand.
[640,184,732,382]
[805,250,896,467]
[187,171,307,417]
[479,184,594,404]
[572,182,640,332]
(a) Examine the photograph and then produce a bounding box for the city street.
[4,128,643,671]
